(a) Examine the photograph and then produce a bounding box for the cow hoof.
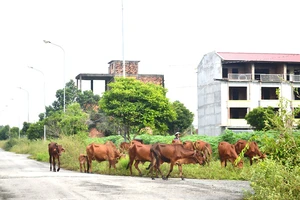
[57,168,60,172]
[181,178,185,180]
[151,177,155,180]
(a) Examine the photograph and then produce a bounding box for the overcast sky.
[1,0,300,128]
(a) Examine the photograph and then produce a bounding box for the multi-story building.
[75,60,164,92]
[197,51,300,136]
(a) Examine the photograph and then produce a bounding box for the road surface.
[0,148,252,200]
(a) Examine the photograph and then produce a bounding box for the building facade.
[197,51,300,136]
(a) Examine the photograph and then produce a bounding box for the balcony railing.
[290,75,300,82]
[228,73,285,82]
[228,73,251,81]
[260,74,283,82]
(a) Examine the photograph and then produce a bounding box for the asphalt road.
[0,148,253,200]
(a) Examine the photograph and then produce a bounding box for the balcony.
[227,73,285,82]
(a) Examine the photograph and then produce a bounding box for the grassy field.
[1,131,299,200]
[0,134,254,181]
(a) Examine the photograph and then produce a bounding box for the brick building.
[75,60,164,92]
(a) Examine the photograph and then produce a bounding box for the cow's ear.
[55,143,58,147]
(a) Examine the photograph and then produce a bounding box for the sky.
[1,0,300,129]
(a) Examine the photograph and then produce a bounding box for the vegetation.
[1,80,299,199]
[99,78,176,139]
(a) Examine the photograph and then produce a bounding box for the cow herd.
[48,138,266,180]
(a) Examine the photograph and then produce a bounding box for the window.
[229,87,247,100]
[261,87,278,99]
[230,108,247,119]
[293,88,300,100]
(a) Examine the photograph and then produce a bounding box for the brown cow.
[86,141,123,173]
[48,142,65,172]
[172,139,182,144]
[218,141,243,168]
[194,140,213,165]
[79,154,88,173]
[150,143,205,180]
[235,139,266,165]
[126,142,154,176]
[183,140,212,165]
[119,142,130,154]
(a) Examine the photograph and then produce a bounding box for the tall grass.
[1,131,299,199]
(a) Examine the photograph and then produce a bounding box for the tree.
[27,122,44,140]
[99,78,176,139]
[0,125,9,140]
[77,90,100,112]
[45,103,89,137]
[46,79,81,115]
[9,127,19,139]
[167,100,194,135]
[245,106,276,131]
[20,122,31,137]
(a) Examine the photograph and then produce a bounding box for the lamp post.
[43,40,66,113]
[18,87,29,122]
[28,66,47,141]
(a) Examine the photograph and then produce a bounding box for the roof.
[75,73,114,81]
[216,52,300,63]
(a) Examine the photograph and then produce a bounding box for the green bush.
[245,159,300,200]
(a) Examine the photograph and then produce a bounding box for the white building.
[197,51,300,136]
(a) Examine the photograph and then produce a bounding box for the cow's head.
[194,151,206,165]
[234,157,244,168]
[57,144,65,156]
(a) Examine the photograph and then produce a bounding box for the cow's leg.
[57,157,61,172]
[80,162,83,172]
[49,155,52,171]
[88,158,92,173]
[83,161,87,173]
[220,159,225,167]
[53,157,56,172]
[134,161,143,176]
[165,163,174,180]
[177,164,184,180]
[127,158,135,176]
[249,157,253,166]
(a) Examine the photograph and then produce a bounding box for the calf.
[150,143,205,180]
[218,141,243,168]
[235,139,266,165]
[79,154,88,173]
[48,142,65,172]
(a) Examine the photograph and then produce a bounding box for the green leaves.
[99,78,176,137]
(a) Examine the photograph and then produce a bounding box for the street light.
[28,66,47,141]
[43,40,66,113]
[18,87,29,122]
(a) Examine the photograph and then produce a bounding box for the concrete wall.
[197,52,223,136]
